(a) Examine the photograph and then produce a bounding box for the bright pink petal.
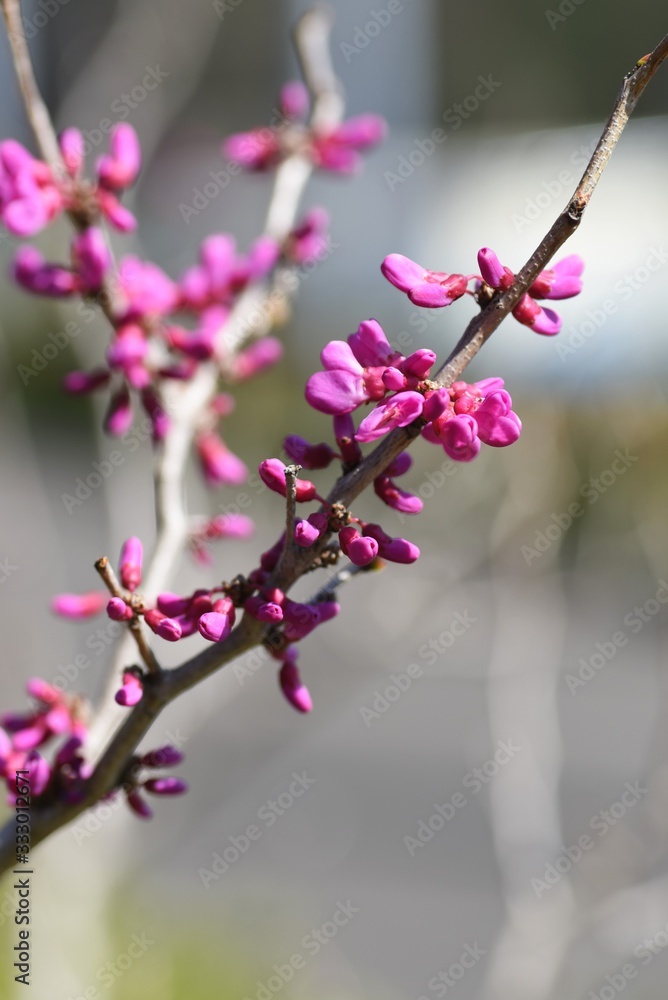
[305,369,367,415]
[355,391,424,443]
[348,319,395,367]
[440,414,481,463]
[381,253,425,292]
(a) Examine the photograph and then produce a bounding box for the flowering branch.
[0,10,666,876]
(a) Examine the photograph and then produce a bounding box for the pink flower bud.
[244,596,284,622]
[106,324,148,371]
[144,777,188,796]
[144,609,182,641]
[364,523,420,564]
[382,367,407,392]
[279,659,313,713]
[198,611,232,643]
[333,413,362,466]
[423,388,450,422]
[104,386,133,437]
[295,519,320,547]
[52,591,106,619]
[115,670,143,707]
[338,525,360,557]
[96,124,141,189]
[258,459,317,502]
[107,597,133,621]
[355,391,424,443]
[197,432,248,487]
[59,127,85,177]
[156,592,190,617]
[280,80,309,119]
[401,349,436,379]
[119,536,143,591]
[26,678,59,704]
[72,227,111,291]
[141,746,184,768]
[374,475,423,515]
[477,247,513,289]
[141,388,170,443]
[385,451,413,477]
[283,435,336,470]
[127,789,153,819]
[439,413,481,463]
[12,246,77,297]
[26,750,51,796]
[204,514,254,540]
[347,535,379,566]
[62,369,110,394]
[233,337,283,381]
[97,189,137,232]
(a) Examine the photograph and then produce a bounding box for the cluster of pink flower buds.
[246,243,585,720]
[223,81,387,175]
[3,87,384,498]
[106,745,187,820]
[0,679,89,804]
[381,247,584,336]
[301,315,522,464]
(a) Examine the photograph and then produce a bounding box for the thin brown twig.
[0,0,62,169]
[94,557,161,675]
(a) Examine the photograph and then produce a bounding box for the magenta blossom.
[381,253,470,308]
[1,678,86,752]
[477,247,584,336]
[278,655,313,714]
[374,451,423,514]
[96,123,141,190]
[52,591,107,619]
[258,458,318,502]
[310,114,387,174]
[115,669,143,707]
[119,536,143,592]
[355,390,424,443]
[305,319,402,416]
[0,139,62,235]
[422,379,521,462]
[196,431,248,487]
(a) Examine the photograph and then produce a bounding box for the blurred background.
[1,0,668,997]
